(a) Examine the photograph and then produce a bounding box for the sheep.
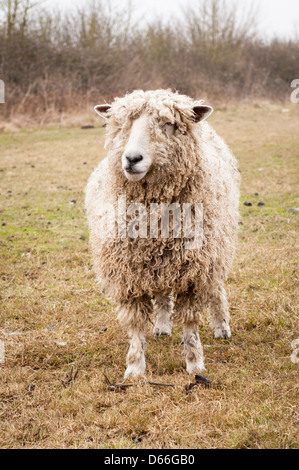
[85,89,240,378]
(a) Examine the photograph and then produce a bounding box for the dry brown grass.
[0,103,298,448]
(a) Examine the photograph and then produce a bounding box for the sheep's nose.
[125,154,143,166]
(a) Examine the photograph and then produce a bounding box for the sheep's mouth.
[123,167,147,182]
[124,168,144,174]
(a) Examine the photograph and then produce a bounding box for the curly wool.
[85,89,240,326]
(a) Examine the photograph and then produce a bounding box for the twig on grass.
[185,374,211,394]
[103,370,175,392]
[107,381,175,391]
[185,374,224,394]
[63,366,79,386]
[147,381,175,388]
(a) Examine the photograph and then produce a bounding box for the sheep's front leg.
[153,294,173,339]
[117,295,152,379]
[208,286,231,339]
[183,322,205,374]
[125,327,146,379]
[175,290,205,373]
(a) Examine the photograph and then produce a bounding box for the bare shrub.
[0,0,298,123]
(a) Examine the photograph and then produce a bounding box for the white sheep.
[85,89,240,378]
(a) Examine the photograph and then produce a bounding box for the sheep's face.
[94,90,213,183]
[121,113,154,182]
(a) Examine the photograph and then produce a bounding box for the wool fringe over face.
[85,89,240,377]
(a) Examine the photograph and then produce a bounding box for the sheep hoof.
[153,326,172,339]
[186,360,206,375]
[124,362,146,379]
[213,322,231,339]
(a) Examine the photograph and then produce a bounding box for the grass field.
[0,103,298,449]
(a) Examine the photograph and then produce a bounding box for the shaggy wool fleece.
[85,89,240,328]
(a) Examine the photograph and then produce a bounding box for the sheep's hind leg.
[208,286,231,339]
[117,296,152,379]
[153,294,173,339]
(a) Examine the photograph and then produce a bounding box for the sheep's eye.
[162,122,176,136]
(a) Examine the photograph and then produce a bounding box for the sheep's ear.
[192,105,213,122]
[94,104,111,118]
